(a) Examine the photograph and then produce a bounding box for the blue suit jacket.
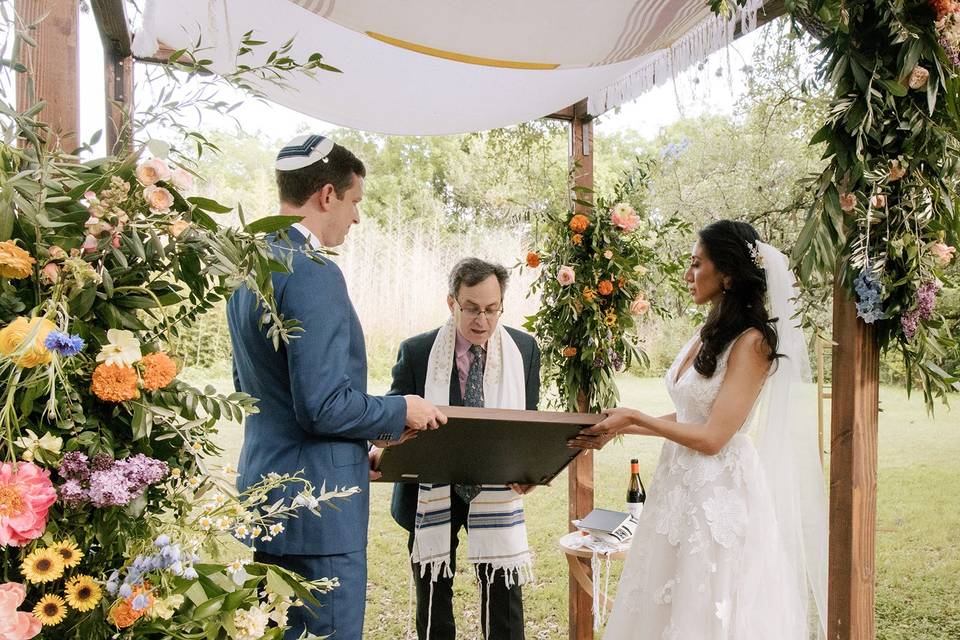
[227,228,406,556]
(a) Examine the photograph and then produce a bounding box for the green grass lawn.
[187,366,959,639]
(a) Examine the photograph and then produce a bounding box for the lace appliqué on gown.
[602,331,807,640]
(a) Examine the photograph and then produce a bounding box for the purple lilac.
[116,453,169,487]
[91,453,114,471]
[87,467,134,507]
[58,479,88,506]
[917,280,941,321]
[58,451,90,481]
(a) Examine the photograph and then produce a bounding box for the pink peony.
[931,242,956,264]
[0,462,57,547]
[143,185,174,213]
[135,158,171,186]
[0,582,41,640]
[557,266,576,286]
[610,203,640,232]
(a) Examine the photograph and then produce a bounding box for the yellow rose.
[0,240,36,279]
[0,316,55,368]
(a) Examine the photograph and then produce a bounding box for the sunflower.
[65,575,102,612]
[21,547,65,583]
[33,594,67,625]
[51,540,84,568]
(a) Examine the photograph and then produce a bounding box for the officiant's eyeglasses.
[456,300,503,321]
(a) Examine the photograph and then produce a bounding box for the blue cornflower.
[43,331,84,356]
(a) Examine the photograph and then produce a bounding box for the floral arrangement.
[718,0,960,407]
[0,31,349,640]
[524,159,689,411]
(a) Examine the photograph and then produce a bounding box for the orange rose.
[569,214,590,233]
[597,280,614,296]
[141,352,177,391]
[562,346,578,358]
[525,252,541,268]
[91,363,140,402]
[0,316,55,368]
[110,600,140,628]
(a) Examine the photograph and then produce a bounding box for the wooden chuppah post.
[828,278,880,640]
[14,0,79,150]
[568,99,597,640]
[91,0,134,155]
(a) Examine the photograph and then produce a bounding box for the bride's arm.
[575,331,769,454]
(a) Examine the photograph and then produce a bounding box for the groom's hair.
[276,143,366,206]
[448,258,509,298]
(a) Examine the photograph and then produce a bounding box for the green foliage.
[785,0,960,407]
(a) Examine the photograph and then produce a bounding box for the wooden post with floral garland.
[568,99,596,640]
[14,0,79,151]
[828,279,880,640]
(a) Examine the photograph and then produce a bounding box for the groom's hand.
[404,395,447,430]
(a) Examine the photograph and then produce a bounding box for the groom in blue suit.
[227,135,446,639]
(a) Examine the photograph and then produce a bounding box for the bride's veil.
[753,242,829,637]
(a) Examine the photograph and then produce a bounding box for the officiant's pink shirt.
[455,331,486,399]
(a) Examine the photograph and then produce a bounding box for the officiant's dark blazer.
[388,326,540,532]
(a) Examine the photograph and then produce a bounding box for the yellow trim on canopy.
[366,31,559,70]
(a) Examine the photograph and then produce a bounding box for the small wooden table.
[558,531,631,614]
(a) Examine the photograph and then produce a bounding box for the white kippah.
[275,134,335,171]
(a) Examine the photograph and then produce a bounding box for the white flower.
[96,328,142,366]
[233,606,269,640]
[234,524,250,539]
[14,428,63,462]
[268,523,285,536]
[197,516,213,531]
[293,491,319,510]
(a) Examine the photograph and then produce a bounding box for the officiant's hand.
[368,446,384,481]
[568,407,634,450]
[404,395,447,430]
[371,427,420,449]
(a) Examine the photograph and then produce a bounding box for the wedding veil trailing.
[753,242,829,637]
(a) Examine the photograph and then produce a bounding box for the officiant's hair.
[694,220,781,378]
[448,258,509,298]
[276,143,366,206]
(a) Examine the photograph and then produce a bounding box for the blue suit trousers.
[255,550,367,639]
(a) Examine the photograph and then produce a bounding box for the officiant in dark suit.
[227,135,445,640]
[381,258,541,640]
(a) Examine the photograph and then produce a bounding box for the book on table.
[577,508,639,544]
[374,405,601,486]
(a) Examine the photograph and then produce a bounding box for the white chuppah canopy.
[133,0,768,135]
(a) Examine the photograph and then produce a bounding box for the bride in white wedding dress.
[571,220,827,640]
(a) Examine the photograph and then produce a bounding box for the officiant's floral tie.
[454,344,485,503]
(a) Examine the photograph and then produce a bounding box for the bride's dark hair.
[694,220,781,377]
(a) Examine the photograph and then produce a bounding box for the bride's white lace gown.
[603,332,807,640]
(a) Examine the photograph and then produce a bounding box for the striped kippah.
[275,134,335,171]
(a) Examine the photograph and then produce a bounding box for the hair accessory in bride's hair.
[746,240,765,271]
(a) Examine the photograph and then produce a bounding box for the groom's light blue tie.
[454,344,485,503]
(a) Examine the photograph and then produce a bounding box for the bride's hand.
[567,407,634,450]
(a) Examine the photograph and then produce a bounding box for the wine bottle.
[626,458,646,518]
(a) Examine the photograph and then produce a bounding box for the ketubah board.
[375,406,602,485]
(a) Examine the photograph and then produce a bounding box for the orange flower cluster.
[562,346,578,358]
[572,234,583,246]
[525,252,541,268]
[91,364,139,403]
[931,0,958,19]
[109,583,153,628]
[569,214,590,233]
[141,352,177,391]
[597,280,614,296]
[582,287,597,303]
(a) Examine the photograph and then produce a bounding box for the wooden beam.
[15,0,80,151]
[568,98,595,640]
[90,0,131,57]
[104,53,134,155]
[827,276,879,640]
